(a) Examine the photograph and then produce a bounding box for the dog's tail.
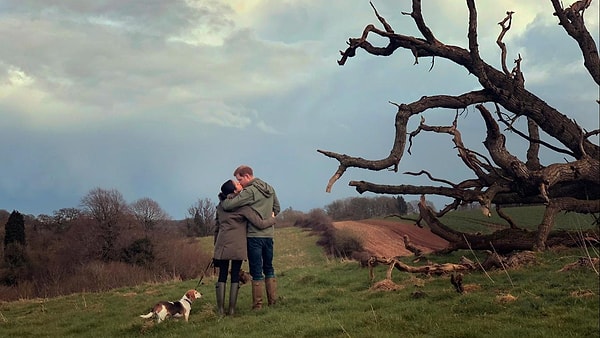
[139,312,154,319]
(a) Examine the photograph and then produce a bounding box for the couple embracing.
[213,165,280,316]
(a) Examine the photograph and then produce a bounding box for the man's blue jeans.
[247,237,275,281]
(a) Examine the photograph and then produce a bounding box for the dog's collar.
[183,298,192,305]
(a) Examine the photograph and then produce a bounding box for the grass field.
[439,205,598,234]
[0,224,598,337]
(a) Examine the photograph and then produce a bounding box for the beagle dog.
[139,289,202,323]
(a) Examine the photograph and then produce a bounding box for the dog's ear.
[186,289,198,300]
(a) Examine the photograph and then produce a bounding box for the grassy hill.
[0,225,598,337]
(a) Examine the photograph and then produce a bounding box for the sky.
[1,1,598,220]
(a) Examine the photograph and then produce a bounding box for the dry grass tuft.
[370,278,404,291]
[570,289,596,298]
[495,293,518,303]
[559,257,600,272]
[462,283,481,293]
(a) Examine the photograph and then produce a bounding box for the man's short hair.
[234,165,253,177]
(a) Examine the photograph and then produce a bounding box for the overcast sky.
[1,1,598,219]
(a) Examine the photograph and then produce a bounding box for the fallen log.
[368,256,477,281]
[366,251,538,281]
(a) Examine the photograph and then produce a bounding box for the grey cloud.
[6,0,235,38]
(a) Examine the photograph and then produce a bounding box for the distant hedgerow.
[292,209,363,257]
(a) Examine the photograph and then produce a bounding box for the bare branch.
[551,0,600,84]
[511,53,525,86]
[408,0,439,44]
[369,1,394,33]
[496,205,519,229]
[320,90,492,192]
[466,0,487,85]
[525,117,542,170]
[336,3,599,159]
[584,128,600,138]
[478,104,531,181]
[403,170,457,187]
[497,11,514,75]
[495,109,576,157]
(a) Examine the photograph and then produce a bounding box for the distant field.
[439,205,598,234]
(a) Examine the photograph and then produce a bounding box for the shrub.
[152,236,212,280]
[331,229,364,258]
[293,209,331,232]
[121,238,154,266]
[292,209,364,258]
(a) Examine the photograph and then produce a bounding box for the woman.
[213,179,276,316]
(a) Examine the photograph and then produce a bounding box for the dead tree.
[319,1,599,252]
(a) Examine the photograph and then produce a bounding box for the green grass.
[0,226,598,337]
[439,205,598,234]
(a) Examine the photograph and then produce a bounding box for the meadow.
[0,217,598,337]
[439,205,599,234]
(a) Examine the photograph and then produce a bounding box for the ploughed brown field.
[332,219,449,258]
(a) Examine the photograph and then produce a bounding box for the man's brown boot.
[265,277,278,306]
[252,281,264,310]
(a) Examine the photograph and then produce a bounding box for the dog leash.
[194,258,214,290]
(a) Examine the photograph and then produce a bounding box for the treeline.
[0,187,427,301]
[0,187,220,301]
[324,196,411,220]
[324,195,440,221]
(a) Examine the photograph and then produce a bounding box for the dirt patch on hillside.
[333,219,449,258]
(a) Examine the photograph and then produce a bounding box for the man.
[221,165,280,310]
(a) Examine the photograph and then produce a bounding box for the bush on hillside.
[292,209,364,258]
[293,209,331,232]
[121,238,155,266]
[330,228,364,258]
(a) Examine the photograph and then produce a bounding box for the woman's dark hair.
[218,180,236,201]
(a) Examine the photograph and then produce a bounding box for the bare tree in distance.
[130,197,170,233]
[52,208,82,231]
[319,1,599,252]
[80,188,130,261]
[186,198,216,237]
